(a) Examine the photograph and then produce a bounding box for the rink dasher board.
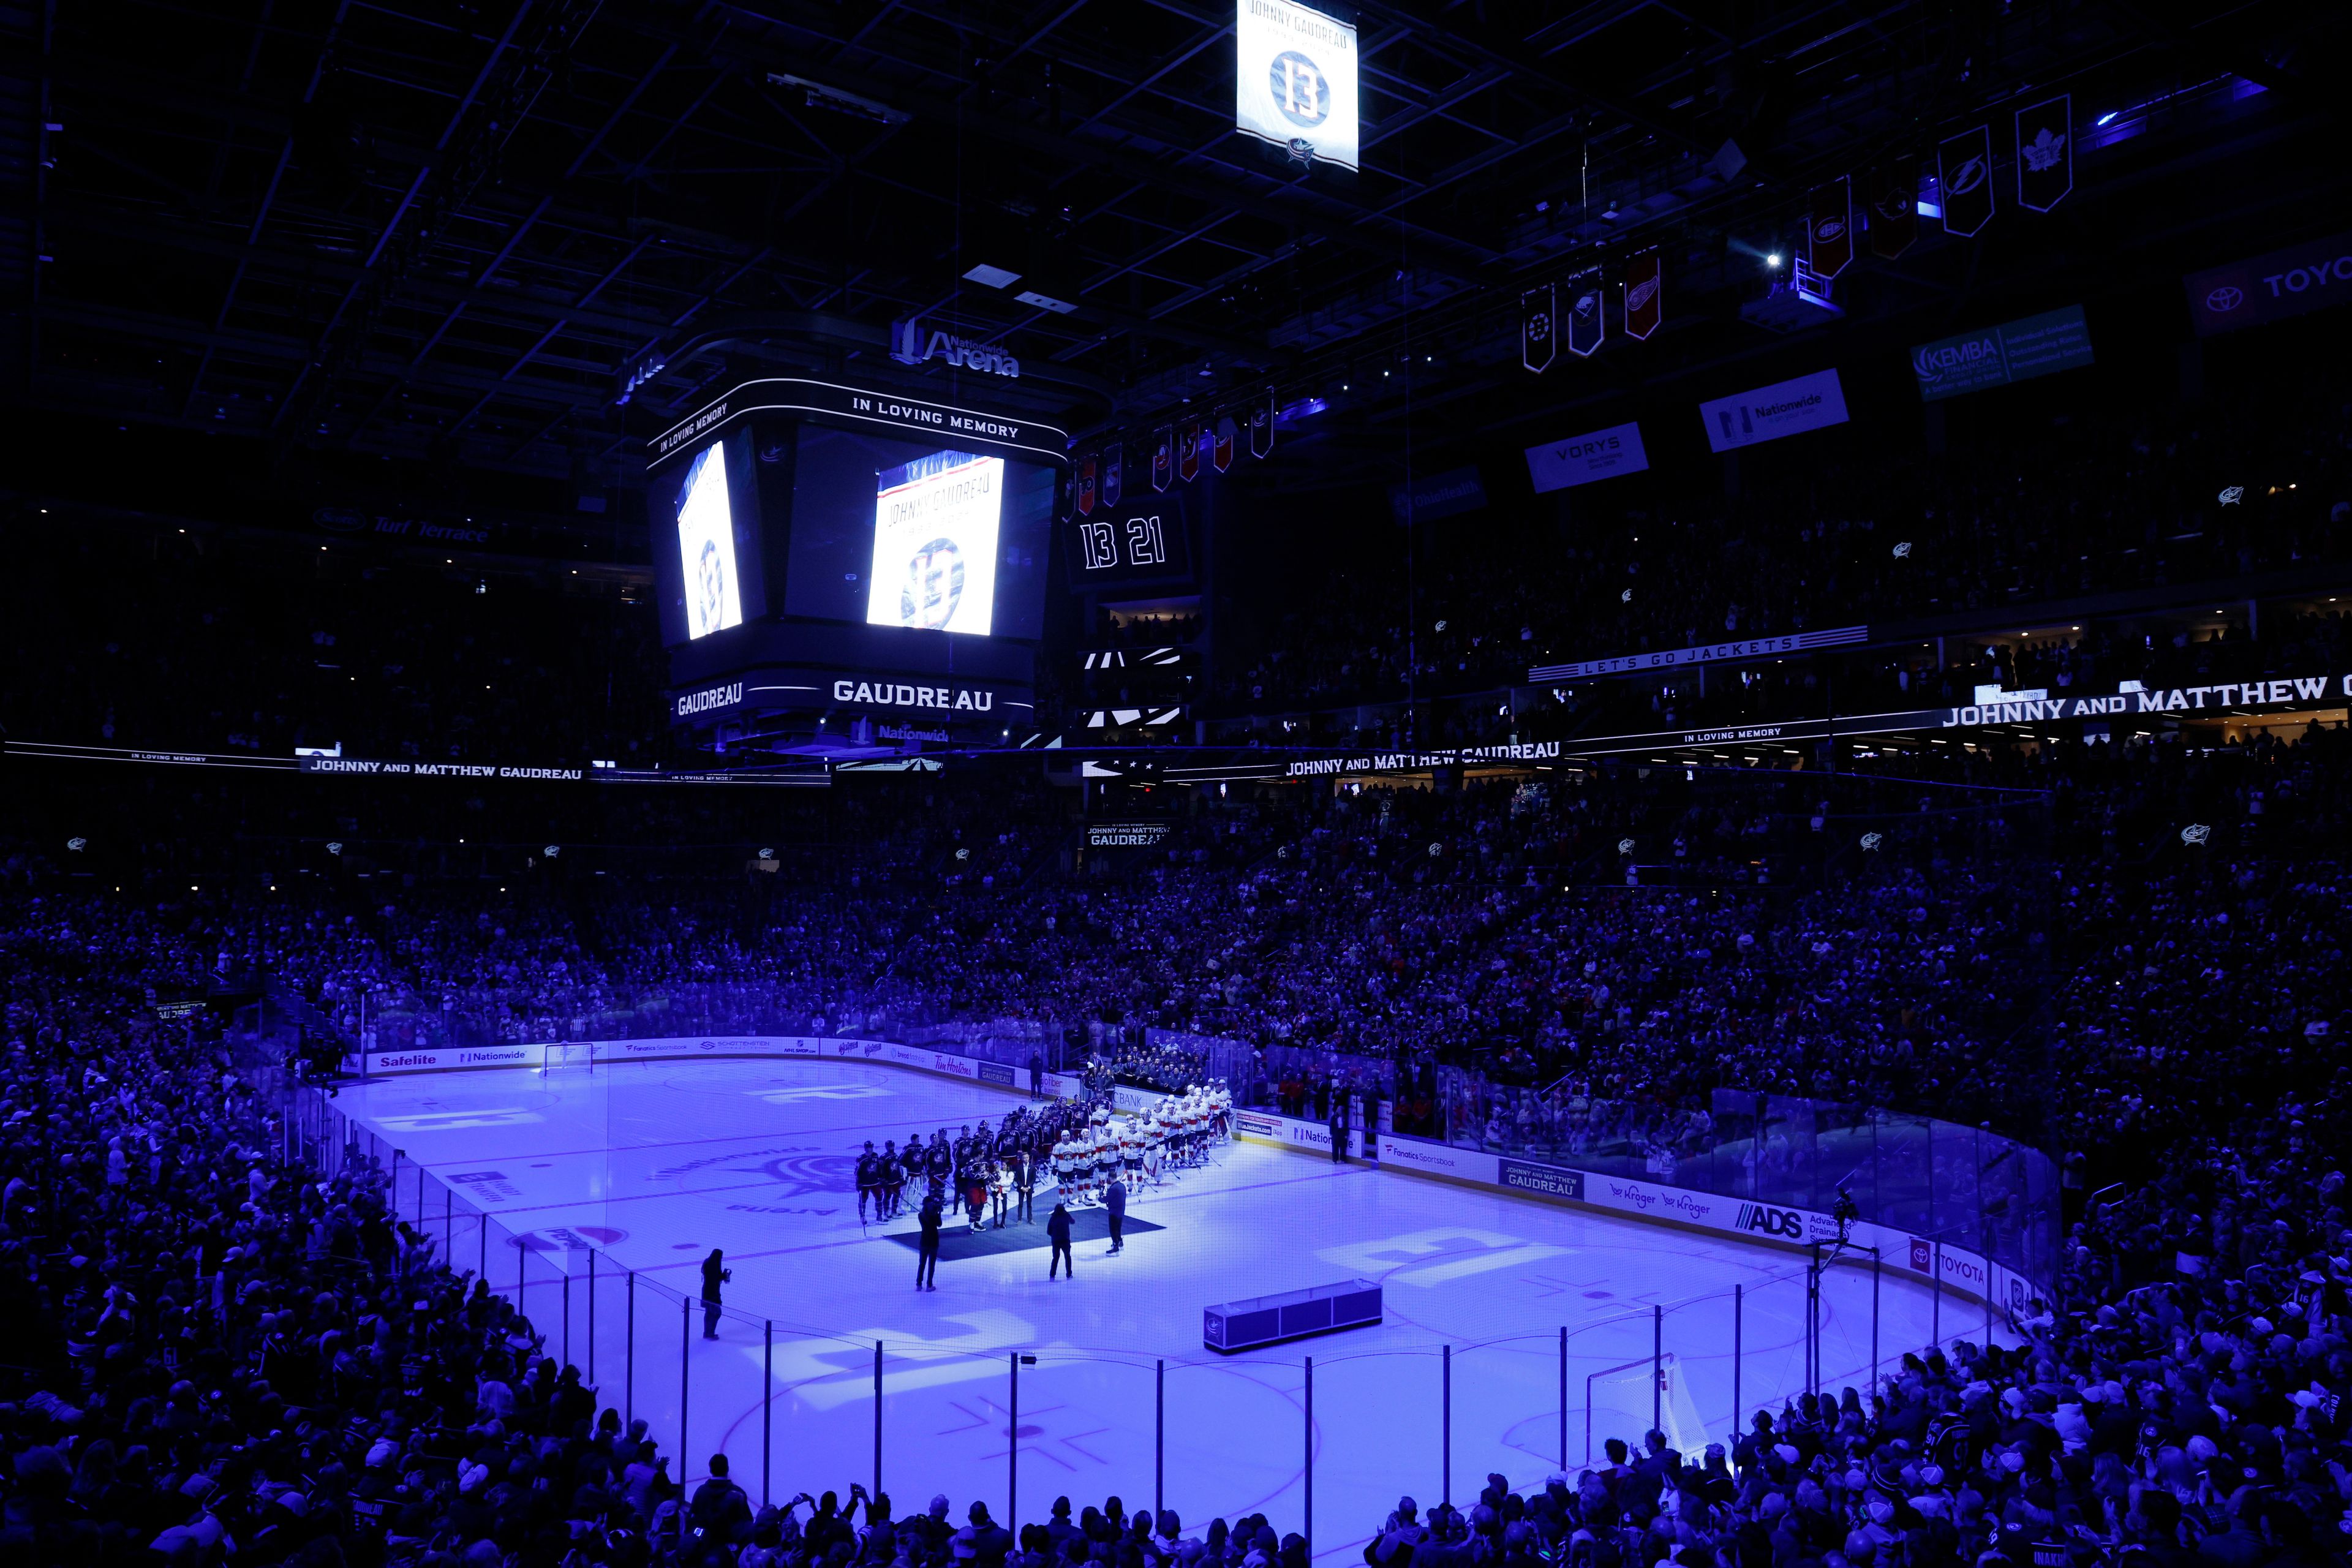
[1373,1134,2043,1321]
[345,1034,1085,1098]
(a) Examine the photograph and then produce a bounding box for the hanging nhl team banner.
[1150,426,1173,492]
[1869,159,1917,258]
[2015,94,2071,211]
[1178,419,1202,483]
[1809,176,1853,277]
[1566,270,1606,357]
[1076,453,1098,516]
[1232,0,1359,172]
[1102,442,1124,508]
[1938,126,1995,236]
[1698,368,1850,454]
[1250,394,1274,459]
[1623,252,1662,341]
[1521,284,1556,372]
[1213,415,1237,472]
[2183,230,2352,337]
[1524,421,1649,493]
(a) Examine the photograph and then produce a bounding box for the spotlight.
[1765,253,1783,269]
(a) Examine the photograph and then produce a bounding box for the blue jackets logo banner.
[2015,94,2071,212]
[1937,126,1995,236]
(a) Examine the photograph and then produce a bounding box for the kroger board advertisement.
[1698,369,1849,453]
[1910,306,2094,402]
[1234,0,1359,171]
[1524,421,1650,494]
[1374,1135,2040,1311]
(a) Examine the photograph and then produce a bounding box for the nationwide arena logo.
[888,317,1019,379]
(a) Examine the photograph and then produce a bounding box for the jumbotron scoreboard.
[645,378,1069,748]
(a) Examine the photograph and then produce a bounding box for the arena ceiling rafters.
[5,0,2343,493]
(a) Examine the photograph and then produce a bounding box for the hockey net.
[1585,1351,1713,1465]
[539,1042,598,1076]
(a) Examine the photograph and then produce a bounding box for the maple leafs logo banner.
[2015,94,2071,213]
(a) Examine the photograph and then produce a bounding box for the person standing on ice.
[1046,1200,1074,1279]
[699,1248,730,1338]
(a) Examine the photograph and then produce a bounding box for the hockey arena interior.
[7,1,2352,1565]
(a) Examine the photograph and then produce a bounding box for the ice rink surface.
[343,1057,1991,1558]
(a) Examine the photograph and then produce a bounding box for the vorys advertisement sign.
[1524,422,1649,493]
[1911,306,2094,401]
[2185,231,2352,337]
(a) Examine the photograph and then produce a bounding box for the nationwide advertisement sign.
[1524,422,1649,493]
[1910,306,2094,401]
[1698,368,1849,453]
[2184,230,2352,337]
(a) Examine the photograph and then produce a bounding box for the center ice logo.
[752,1152,861,1197]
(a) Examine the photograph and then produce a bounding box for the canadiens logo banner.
[1809,176,1853,277]
[1938,126,1995,236]
[1521,284,1556,372]
[1566,270,1605,357]
[1869,159,1917,258]
[2015,94,2071,211]
[1623,254,1661,341]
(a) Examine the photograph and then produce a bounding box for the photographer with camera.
[701,1247,733,1339]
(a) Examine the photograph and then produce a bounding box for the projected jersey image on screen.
[867,450,1004,636]
[675,440,744,640]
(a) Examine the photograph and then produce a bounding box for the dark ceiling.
[4,0,2343,504]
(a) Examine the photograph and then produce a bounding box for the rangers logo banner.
[2015,94,2071,211]
[1178,418,1202,483]
[1150,425,1173,492]
[1076,453,1098,516]
[1623,252,1662,341]
[1869,159,1917,258]
[1809,176,1853,277]
[1521,284,1556,372]
[1213,415,1237,472]
[1102,442,1123,508]
[1249,394,1274,459]
[1566,270,1606,358]
[1938,126,1995,236]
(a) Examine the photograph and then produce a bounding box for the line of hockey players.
[850,1082,1233,1227]
[1051,1083,1231,1208]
